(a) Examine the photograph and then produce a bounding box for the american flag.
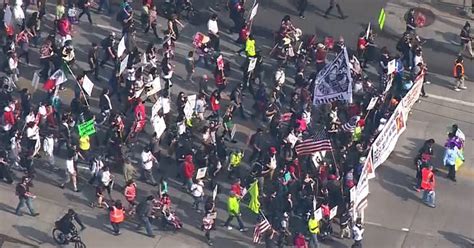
[295,130,333,156]
[253,218,271,243]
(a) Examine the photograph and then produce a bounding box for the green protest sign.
[78,119,96,137]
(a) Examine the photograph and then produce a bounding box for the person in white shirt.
[190,180,204,212]
[100,166,114,198]
[89,155,104,185]
[141,147,157,186]
[26,122,40,157]
[207,14,220,51]
[60,154,79,192]
[9,131,21,168]
[352,218,364,248]
[43,133,55,167]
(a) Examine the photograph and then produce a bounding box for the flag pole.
[64,63,90,107]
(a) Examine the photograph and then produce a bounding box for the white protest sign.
[151,114,166,139]
[82,75,94,96]
[314,208,322,221]
[146,77,161,97]
[117,35,126,58]
[183,94,197,119]
[196,167,208,180]
[212,185,218,201]
[248,57,257,72]
[330,206,338,220]
[366,96,378,110]
[249,3,259,20]
[119,55,129,75]
[387,59,396,75]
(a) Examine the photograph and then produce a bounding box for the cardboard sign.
[196,167,208,180]
[183,94,197,119]
[212,185,218,201]
[78,119,96,137]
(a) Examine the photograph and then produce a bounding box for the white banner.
[312,47,353,105]
[371,105,406,169]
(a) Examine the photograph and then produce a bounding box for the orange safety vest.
[420,167,434,190]
[453,63,464,78]
[110,206,125,223]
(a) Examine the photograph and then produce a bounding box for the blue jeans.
[422,190,435,206]
[15,197,36,215]
[309,233,319,248]
[137,215,153,236]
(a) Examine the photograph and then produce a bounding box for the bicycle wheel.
[75,241,87,248]
[52,228,66,244]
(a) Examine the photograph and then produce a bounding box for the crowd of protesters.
[0,0,468,247]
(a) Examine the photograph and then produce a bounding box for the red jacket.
[3,109,15,126]
[294,234,307,248]
[183,155,195,179]
[210,95,220,112]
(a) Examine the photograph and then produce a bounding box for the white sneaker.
[454,88,461,91]
[425,81,431,85]
[227,226,233,230]
[460,86,467,89]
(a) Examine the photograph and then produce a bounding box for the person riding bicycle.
[55,209,86,237]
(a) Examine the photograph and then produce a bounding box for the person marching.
[351,218,364,248]
[420,165,436,207]
[459,21,473,59]
[443,142,464,182]
[453,56,467,91]
[223,191,247,232]
[308,214,320,248]
[109,200,125,235]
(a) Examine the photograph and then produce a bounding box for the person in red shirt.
[2,106,16,131]
[133,101,147,134]
[124,180,137,215]
[294,232,308,248]
[208,90,220,119]
[183,155,195,190]
[230,178,243,198]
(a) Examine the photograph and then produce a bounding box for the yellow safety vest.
[79,136,90,151]
[308,218,320,234]
[230,152,243,167]
[245,39,256,57]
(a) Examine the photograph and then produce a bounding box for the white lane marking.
[95,24,122,33]
[401,228,410,232]
[425,94,474,107]
[364,221,382,227]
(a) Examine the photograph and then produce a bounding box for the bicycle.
[52,224,86,248]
